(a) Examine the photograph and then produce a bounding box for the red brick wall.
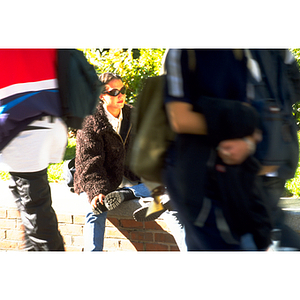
[103,217,179,251]
[0,208,24,251]
[0,207,179,251]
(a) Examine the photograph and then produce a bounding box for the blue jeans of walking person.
[84,183,150,251]
[262,176,300,250]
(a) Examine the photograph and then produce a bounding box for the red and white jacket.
[0,49,62,150]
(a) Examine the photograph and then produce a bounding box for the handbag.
[130,75,175,184]
[130,50,196,184]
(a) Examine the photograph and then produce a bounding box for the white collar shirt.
[104,105,123,134]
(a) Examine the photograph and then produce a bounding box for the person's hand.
[91,194,106,209]
[217,136,256,165]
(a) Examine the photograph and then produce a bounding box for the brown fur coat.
[74,102,139,202]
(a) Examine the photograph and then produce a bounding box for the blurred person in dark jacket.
[163,49,273,250]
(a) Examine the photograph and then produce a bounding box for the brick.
[72,235,84,247]
[104,227,129,239]
[73,215,85,225]
[103,238,121,251]
[170,245,180,251]
[130,231,153,242]
[0,229,6,239]
[120,219,144,229]
[154,232,177,244]
[145,243,169,251]
[0,240,21,250]
[6,229,23,241]
[7,209,20,219]
[144,221,165,231]
[106,217,120,227]
[153,220,171,232]
[130,241,144,251]
[62,235,72,246]
[59,224,83,236]
[0,219,17,229]
[57,214,73,224]
[16,220,24,230]
[103,238,139,251]
[65,245,84,252]
[0,208,7,218]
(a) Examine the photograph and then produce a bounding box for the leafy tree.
[291,48,300,65]
[81,48,166,105]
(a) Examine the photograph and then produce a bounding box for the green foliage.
[0,171,10,181]
[285,168,300,197]
[47,137,76,182]
[63,137,76,160]
[47,162,64,182]
[285,132,300,197]
[81,48,166,105]
[291,49,300,66]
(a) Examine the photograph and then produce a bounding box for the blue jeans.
[84,183,151,251]
[183,198,257,251]
[262,176,300,250]
[163,159,257,251]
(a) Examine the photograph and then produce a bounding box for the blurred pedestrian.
[0,49,68,250]
[247,49,300,250]
[163,49,272,250]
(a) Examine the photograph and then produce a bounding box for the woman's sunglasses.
[103,86,126,97]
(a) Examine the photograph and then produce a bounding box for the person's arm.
[75,117,110,203]
[166,100,261,165]
[165,101,207,135]
[165,49,260,166]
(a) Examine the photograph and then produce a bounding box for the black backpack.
[245,49,300,179]
[57,49,103,129]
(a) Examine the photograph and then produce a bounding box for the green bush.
[81,48,166,105]
[284,132,300,197]
[0,171,10,181]
[47,137,76,182]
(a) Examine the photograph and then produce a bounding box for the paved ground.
[0,179,150,217]
[1,178,300,217]
[0,179,91,215]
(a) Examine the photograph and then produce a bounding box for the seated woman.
[74,72,150,251]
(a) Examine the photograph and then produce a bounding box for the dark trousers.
[163,161,243,250]
[262,176,300,250]
[9,169,65,251]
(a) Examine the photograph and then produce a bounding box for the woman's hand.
[91,194,106,209]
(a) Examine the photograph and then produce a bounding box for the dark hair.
[98,72,122,86]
